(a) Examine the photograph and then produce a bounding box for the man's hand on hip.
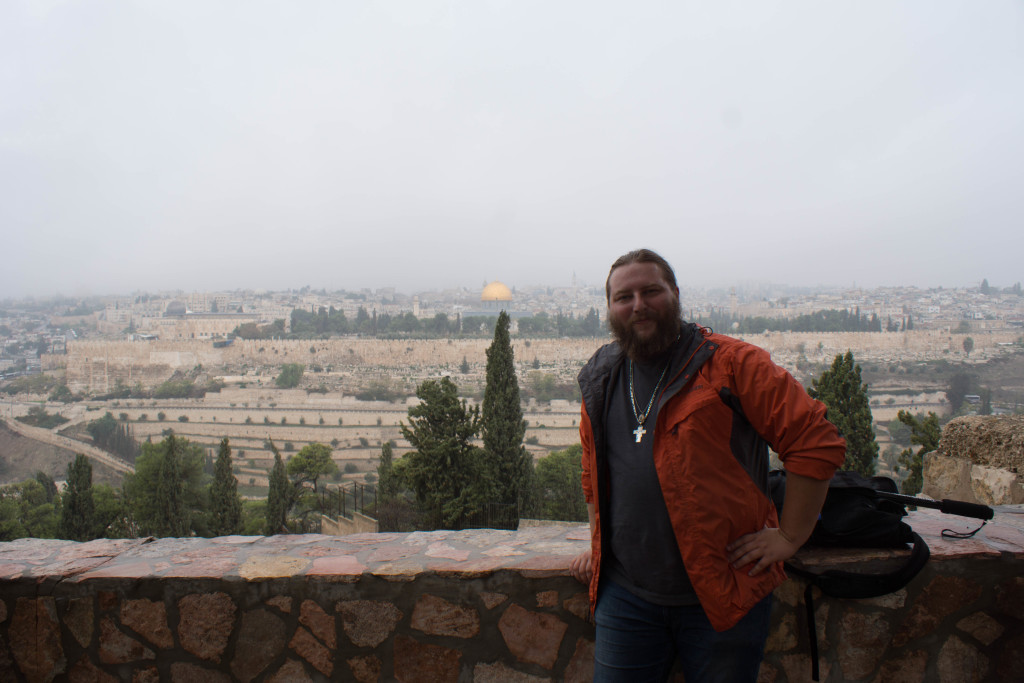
[726,526,801,577]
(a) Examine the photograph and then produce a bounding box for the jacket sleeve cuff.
[782,450,845,480]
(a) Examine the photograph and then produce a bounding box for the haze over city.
[2,1,1022,299]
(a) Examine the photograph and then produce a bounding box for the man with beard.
[570,249,846,682]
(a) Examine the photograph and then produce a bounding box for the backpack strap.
[784,532,929,680]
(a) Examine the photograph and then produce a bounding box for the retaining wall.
[1,508,1022,682]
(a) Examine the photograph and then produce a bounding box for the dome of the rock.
[481,281,513,302]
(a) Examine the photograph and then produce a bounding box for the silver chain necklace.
[628,359,670,444]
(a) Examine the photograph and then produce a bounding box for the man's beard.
[608,298,683,363]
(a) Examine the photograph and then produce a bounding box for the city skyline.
[3,1,1022,299]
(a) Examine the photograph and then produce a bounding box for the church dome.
[481,281,513,302]
[164,301,187,316]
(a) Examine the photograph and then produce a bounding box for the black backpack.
[769,469,930,680]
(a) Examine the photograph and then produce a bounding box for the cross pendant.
[633,424,646,443]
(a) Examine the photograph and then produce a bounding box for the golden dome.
[481,281,513,301]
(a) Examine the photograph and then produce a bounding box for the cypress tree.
[482,310,533,523]
[59,454,96,541]
[155,435,190,537]
[209,437,242,536]
[809,351,878,476]
[265,441,291,534]
[377,441,398,503]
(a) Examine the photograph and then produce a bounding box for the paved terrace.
[1,509,1022,682]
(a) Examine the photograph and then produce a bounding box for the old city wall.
[46,331,1021,395]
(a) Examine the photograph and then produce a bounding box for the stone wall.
[924,415,1024,505]
[1,509,1021,682]
[47,330,1022,394]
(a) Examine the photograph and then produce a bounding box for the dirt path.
[2,419,134,476]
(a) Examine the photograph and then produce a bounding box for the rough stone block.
[120,598,174,649]
[131,668,160,683]
[266,595,292,613]
[10,597,65,682]
[178,592,236,663]
[98,617,154,664]
[393,634,461,683]
[956,612,1005,646]
[169,662,232,683]
[938,416,1024,470]
[480,592,508,609]
[473,661,552,682]
[755,661,778,682]
[411,594,480,639]
[970,464,1024,505]
[299,599,336,648]
[997,631,1024,682]
[765,613,797,652]
[535,590,558,608]
[995,576,1024,621]
[290,626,333,677]
[564,637,594,683]
[870,649,928,683]
[267,659,313,683]
[894,575,982,646]
[781,652,830,682]
[347,655,382,683]
[937,635,988,683]
[231,608,287,683]
[336,600,403,648]
[561,593,590,622]
[837,611,891,680]
[68,655,117,683]
[64,597,94,648]
[498,603,568,670]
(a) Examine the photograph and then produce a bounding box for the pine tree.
[896,410,941,495]
[809,351,878,476]
[59,454,96,541]
[400,377,485,529]
[209,438,242,536]
[482,311,532,523]
[266,441,292,534]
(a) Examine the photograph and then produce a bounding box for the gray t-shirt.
[604,339,698,605]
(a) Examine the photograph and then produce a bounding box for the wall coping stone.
[1,508,1021,586]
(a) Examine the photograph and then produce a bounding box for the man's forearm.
[779,471,830,546]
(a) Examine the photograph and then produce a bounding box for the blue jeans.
[593,578,773,683]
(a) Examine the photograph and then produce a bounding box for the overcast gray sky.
[2,1,1022,299]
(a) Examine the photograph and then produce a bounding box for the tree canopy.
[399,377,486,529]
[895,411,940,495]
[275,363,305,389]
[286,443,337,496]
[532,444,586,522]
[809,351,878,476]
[122,434,208,537]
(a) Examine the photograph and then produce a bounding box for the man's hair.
[605,249,678,303]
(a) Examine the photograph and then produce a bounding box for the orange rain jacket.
[578,324,846,631]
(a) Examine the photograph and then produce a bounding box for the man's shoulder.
[579,341,622,382]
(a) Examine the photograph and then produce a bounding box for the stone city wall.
[46,330,1022,395]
